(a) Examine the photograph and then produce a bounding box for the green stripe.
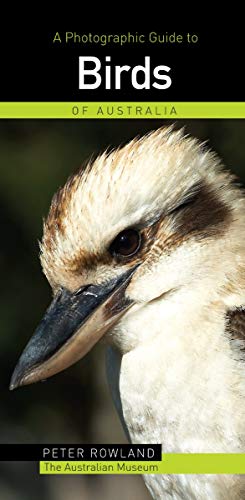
[39,454,245,474]
[0,102,245,118]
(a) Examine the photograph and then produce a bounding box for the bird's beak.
[10,266,138,390]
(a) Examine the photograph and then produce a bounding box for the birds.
[10,127,245,499]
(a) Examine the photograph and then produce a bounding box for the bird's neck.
[107,283,226,355]
[107,288,244,452]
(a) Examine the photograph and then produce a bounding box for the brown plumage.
[226,309,245,348]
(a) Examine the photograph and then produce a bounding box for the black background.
[0,444,161,461]
[0,27,242,101]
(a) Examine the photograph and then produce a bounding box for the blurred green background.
[0,120,244,500]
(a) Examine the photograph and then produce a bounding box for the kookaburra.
[10,127,245,499]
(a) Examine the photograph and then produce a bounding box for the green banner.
[39,454,245,475]
[0,102,245,119]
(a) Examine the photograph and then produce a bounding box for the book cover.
[0,28,244,499]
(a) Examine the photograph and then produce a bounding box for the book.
[0,27,244,500]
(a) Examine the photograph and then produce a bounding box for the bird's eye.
[109,229,141,258]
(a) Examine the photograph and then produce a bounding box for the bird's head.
[10,127,245,389]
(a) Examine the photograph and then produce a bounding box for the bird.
[10,126,245,499]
